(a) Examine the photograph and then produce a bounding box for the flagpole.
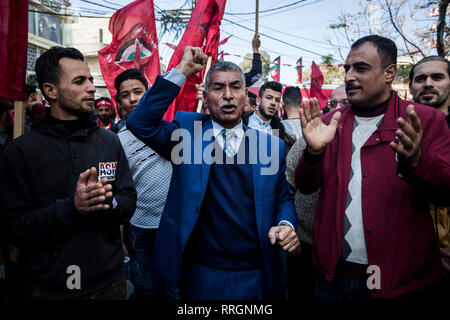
[13,100,25,138]
[196,56,213,113]
[255,0,259,34]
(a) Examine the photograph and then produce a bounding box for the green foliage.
[26,74,37,86]
[239,50,271,83]
[321,54,336,65]
[394,64,413,83]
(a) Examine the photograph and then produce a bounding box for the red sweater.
[295,91,450,298]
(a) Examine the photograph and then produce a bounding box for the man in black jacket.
[0,47,137,300]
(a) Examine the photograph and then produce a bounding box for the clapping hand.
[390,105,422,170]
[74,167,113,215]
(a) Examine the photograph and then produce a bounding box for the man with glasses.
[328,85,348,111]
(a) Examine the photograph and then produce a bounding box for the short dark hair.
[25,85,37,99]
[115,92,121,105]
[351,35,397,67]
[282,86,302,107]
[247,91,257,106]
[259,81,283,97]
[114,68,148,93]
[409,55,450,82]
[35,46,85,101]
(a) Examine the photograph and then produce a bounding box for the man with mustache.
[0,46,137,300]
[126,46,299,300]
[295,35,450,300]
[409,56,450,128]
[409,56,450,298]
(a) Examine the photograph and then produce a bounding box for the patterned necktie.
[221,129,236,157]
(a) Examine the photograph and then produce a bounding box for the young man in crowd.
[281,86,302,140]
[0,46,136,300]
[246,81,296,151]
[409,55,450,299]
[115,68,175,300]
[95,97,116,130]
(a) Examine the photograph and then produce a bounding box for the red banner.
[98,0,160,111]
[164,42,178,50]
[218,51,230,61]
[163,0,227,121]
[0,0,28,101]
[310,61,328,109]
[296,57,303,84]
[269,56,280,82]
[219,35,232,46]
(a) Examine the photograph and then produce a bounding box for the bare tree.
[327,0,449,61]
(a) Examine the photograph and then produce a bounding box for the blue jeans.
[315,274,371,301]
[129,226,179,300]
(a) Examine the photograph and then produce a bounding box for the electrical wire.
[222,0,323,27]
[29,9,112,18]
[78,0,119,11]
[225,0,307,15]
[223,18,323,56]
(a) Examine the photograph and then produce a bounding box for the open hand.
[299,98,341,155]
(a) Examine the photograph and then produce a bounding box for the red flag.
[296,57,303,84]
[163,0,227,121]
[310,61,328,109]
[98,0,160,113]
[269,56,281,82]
[218,51,230,61]
[0,0,28,101]
[219,35,232,46]
[164,42,178,50]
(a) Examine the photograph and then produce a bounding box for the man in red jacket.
[295,35,450,300]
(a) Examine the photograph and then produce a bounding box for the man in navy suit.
[127,47,299,300]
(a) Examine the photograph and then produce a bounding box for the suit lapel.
[248,125,264,240]
[200,117,213,198]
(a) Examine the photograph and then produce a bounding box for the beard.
[98,113,112,123]
[259,105,275,120]
[416,89,449,109]
[58,92,95,117]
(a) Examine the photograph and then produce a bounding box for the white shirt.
[281,118,303,140]
[248,112,272,135]
[211,119,245,156]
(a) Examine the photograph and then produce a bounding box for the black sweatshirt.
[0,112,137,299]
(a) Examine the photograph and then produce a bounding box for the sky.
[68,0,434,85]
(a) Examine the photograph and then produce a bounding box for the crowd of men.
[0,34,449,301]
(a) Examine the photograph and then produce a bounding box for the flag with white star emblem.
[98,0,160,109]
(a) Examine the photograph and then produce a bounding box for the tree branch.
[385,2,426,58]
[436,0,449,57]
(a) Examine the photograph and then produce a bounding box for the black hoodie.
[0,111,136,299]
